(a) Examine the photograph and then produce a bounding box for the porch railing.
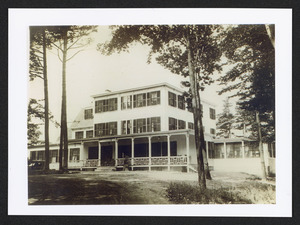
[117,156,187,167]
[68,159,100,168]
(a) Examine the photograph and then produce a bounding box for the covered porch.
[68,130,194,172]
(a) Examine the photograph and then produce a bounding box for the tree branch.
[66,49,84,61]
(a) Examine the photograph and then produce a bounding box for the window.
[213,143,225,158]
[178,120,186,129]
[121,120,132,135]
[37,151,45,161]
[245,142,260,158]
[147,117,161,132]
[188,122,194,130]
[226,143,242,158]
[30,151,36,161]
[210,108,216,120]
[95,98,118,113]
[178,95,185,110]
[169,117,178,130]
[86,130,93,138]
[94,122,117,137]
[168,92,177,107]
[75,131,84,139]
[121,95,132,110]
[50,150,58,163]
[70,148,80,161]
[210,128,215,135]
[133,93,146,108]
[133,118,146,133]
[84,109,93,119]
[147,91,160,106]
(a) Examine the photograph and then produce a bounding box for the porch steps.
[94,166,116,172]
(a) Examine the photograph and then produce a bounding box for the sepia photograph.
[8,9,292,216]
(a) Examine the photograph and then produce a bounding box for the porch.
[68,130,194,172]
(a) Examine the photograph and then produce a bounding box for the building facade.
[28,83,275,176]
[28,83,216,172]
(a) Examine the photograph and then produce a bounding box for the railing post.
[148,136,152,171]
[167,135,170,171]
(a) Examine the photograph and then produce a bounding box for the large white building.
[28,83,217,172]
[28,83,275,176]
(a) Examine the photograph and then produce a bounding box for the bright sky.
[29,26,233,143]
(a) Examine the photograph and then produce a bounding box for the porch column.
[223,142,227,159]
[167,135,170,171]
[186,133,190,173]
[115,139,118,167]
[148,136,152,171]
[80,141,84,161]
[241,141,245,158]
[98,141,101,166]
[131,138,134,170]
[206,141,209,159]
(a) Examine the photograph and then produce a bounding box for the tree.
[219,25,275,179]
[27,99,44,146]
[216,98,234,138]
[29,26,52,170]
[99,25,222,189]
[51,26,97,171]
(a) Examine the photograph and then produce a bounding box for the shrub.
[166,182,252,204]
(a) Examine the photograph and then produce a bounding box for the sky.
[29,26,235,143]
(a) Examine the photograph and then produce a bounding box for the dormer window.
[84,109,93,119]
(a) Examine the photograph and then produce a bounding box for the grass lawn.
[28,171,275,205]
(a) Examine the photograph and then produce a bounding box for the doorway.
[101,145,114,166]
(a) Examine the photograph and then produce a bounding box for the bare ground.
[28,171,275,205]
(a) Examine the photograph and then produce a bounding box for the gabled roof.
[70,108,93,130]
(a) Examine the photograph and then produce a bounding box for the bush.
[166,182,252,204]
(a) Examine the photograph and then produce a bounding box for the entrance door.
[88,146,99,159]
[101,145,113,166]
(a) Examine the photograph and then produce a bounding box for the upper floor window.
[75,131,84,139]
[147,91,160,106]
[169,117,178,130]
[84,109,93,119]
[95,98,118,113]
[121,95,132,110]
[94,122,117,137]
[188,122,194,130]
[210,108,216,120]
[86,130,93,138]
[210,128,215,135]
[147,117,161,132]
[178,95,185,110]
[133,118,147,133]
[168,92,177,107]
[178,120,186,129]
[133,93,146,108]
[121,120,132,135]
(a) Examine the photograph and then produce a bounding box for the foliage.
[27,99,44,146]
[219,25,275,142]
[216,98,235,138]
[166,182,251,204]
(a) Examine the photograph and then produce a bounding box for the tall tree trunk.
[42,29,50,171]
[196,75,212,180]
[59,28,69,171]
[186,31,206,190]
[256,111,267,180]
